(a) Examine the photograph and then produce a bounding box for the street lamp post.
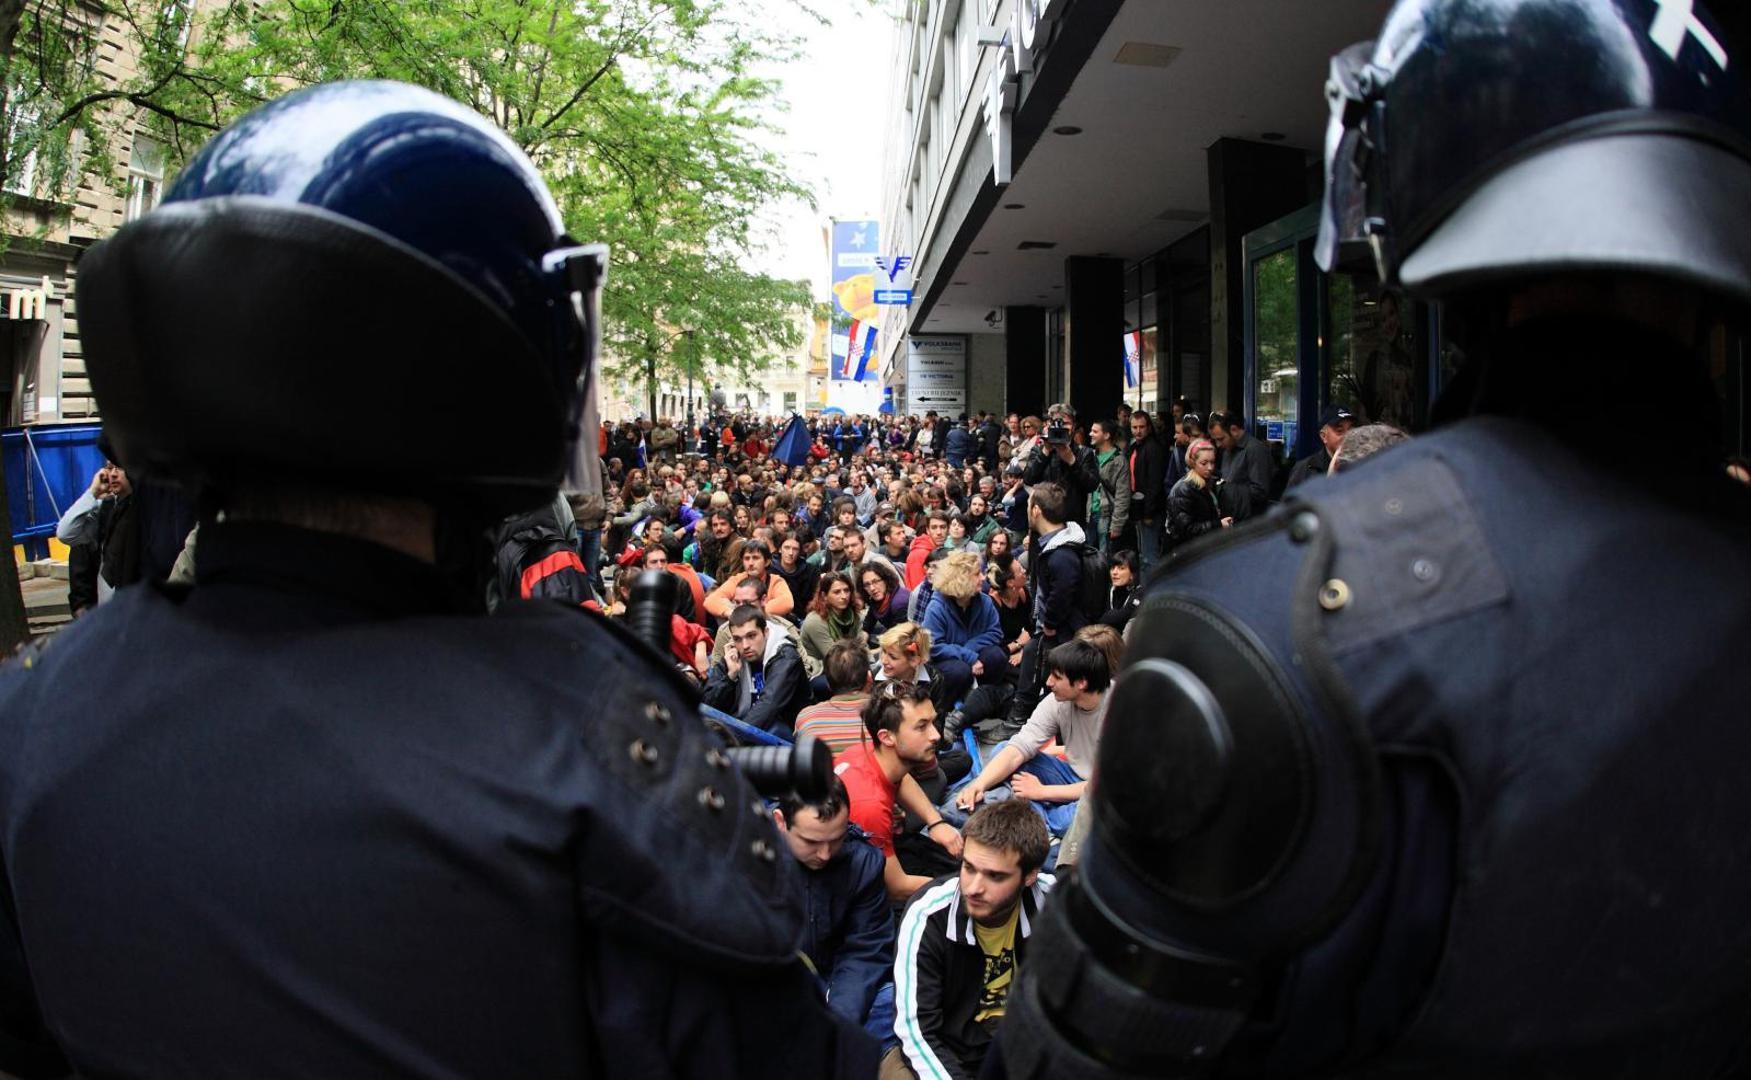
[683,331,698,438]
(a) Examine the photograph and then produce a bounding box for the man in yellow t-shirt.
[891,801,1053,1079]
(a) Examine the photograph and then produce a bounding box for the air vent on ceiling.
[1114,42,1181,68]
[1017,240,1057,250]
[1156,208,1206,223]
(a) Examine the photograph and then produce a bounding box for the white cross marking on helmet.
[1650,0,1729,72]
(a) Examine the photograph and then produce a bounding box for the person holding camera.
[1021,404,1100,531]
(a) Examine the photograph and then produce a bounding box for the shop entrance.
[1242,204,1435,467]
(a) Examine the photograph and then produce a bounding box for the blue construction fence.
[5,424,106,561]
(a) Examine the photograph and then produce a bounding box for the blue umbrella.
[771,414,811,466]
[820,405,846,416]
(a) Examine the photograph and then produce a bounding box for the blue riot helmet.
[76,80,606,517]
[1317,0,1751,304]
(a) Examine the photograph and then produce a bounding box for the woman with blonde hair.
[919,549,1005,710]
[1167,438,1231,545]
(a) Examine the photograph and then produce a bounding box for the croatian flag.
[1123,331,1142,388]
[844,320,879,381]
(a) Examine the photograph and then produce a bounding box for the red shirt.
[833,741,898,858]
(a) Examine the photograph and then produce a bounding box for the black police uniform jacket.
[1119,417,1751,1076]
[0,522,876,1079]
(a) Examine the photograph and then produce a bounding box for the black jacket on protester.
[1167,473,1225,545]
[800,830,893,1027]
[1030,524,1089,640]
[700,633,811,736]
[1022,443,1101,529]
[1285,447,1333,490]
[1127,434,1168,521]
[893,874,1055,1079]
[1220,432,1276,514]
[490,496,593,611]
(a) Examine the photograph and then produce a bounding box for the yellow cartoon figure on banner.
[832,273,880,325]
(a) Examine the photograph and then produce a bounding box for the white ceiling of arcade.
[918,0,1394,335]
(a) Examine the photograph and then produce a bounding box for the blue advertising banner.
[828,219,880,383]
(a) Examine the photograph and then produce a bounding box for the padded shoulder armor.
[495,605,805,970]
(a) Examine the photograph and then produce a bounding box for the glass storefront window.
[1328,273,1418,429]
[1253,247,1299,447]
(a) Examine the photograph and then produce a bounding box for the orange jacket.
[704,570,794,619]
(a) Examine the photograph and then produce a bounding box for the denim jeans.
[1134,516,1164,576]
[577,528,603,582]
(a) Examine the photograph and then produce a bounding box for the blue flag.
[771,414,811,467]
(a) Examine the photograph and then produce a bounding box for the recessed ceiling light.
[1017,240,1057,250]
[1053,125,1082,136]
[1114,42,1181,68]
[1261,132,1287,142]
[1003,203,1025,210]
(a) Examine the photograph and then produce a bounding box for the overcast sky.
[748,3,897,298]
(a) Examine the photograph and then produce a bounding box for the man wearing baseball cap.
[1285,403,1356,490]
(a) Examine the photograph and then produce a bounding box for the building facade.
[1,0,181,428]
[879,0,1749,460]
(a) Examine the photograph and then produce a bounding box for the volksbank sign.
[983,0,1069,186]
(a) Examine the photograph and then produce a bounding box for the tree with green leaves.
[0,0,822,645]
[148,0,817,392]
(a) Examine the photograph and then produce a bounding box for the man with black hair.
[774,778,893,1029]
[1206,410,1274,514]
[1126,411,1167,574]
[834,682,959,902]
[892,800,1054,1079]
[700,604,809,736]
[954,638,1112,812]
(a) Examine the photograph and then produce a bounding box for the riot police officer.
[999,1,1751,1076]
[0,82,874,1077]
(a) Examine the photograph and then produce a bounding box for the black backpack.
[1067,541,1109,623]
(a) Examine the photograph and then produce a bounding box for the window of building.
[126,135,166,222]
[783,391,797,413]
[4,105,41,197]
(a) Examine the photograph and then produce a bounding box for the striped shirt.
[794,694,870,755]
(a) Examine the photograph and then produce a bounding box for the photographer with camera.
[1021,404,1100,532]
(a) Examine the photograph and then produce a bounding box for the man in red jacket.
[905,511,948,590]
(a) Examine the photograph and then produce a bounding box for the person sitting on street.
[701,603,811,737]
[954,638,1113,814]
[796,640,878,754]
[705,538,796,619]
[890,800,1054,1080]
[918,550,1005,711]
[834,682,965,903]
[859,560,912,639]
[905,511,948,590]
[1098,549,1143,631]
[708,575,805,670]
[799,569,868,679]
[774,778,895,1033]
